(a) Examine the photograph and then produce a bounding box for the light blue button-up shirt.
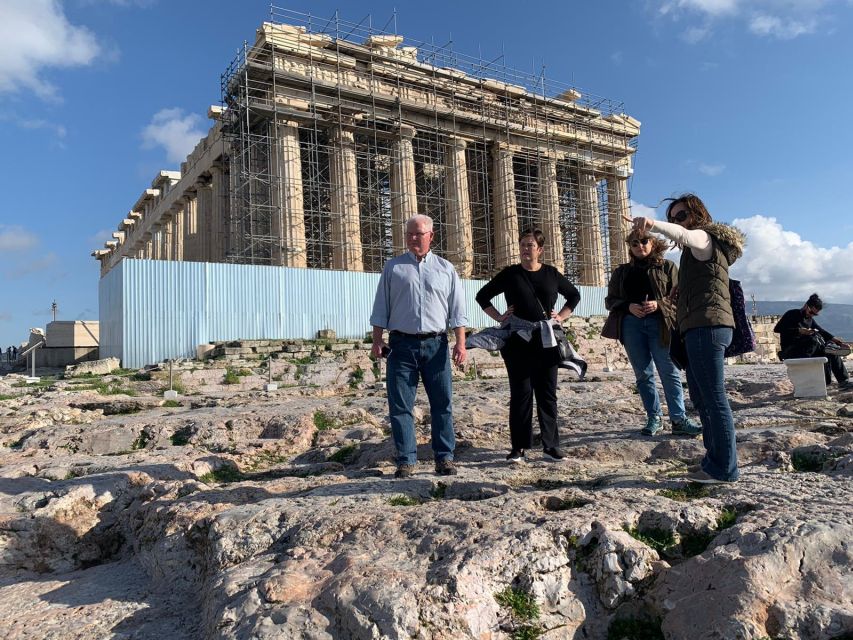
[370,251,468,333]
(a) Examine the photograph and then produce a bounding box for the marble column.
[390,124,418,255]
[171,200,185,262]
[271,120,307,267]
[150,225,162,260]
[491,143,519,268]
[184,192,198,261]
[328,126,363,271]
[576,171,606,287]
[160,215,173,261]
[209,165,227,262]
[444,137,474,277]
[537,156,565,273]
[606,175,631,271]
[197,182,213,263]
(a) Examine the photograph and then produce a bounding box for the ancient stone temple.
[93,10,639,288]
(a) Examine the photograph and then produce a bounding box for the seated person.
[774,293,852,388]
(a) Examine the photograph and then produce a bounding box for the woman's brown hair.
[664,193,713,228]
[625,228,670,266]
[519,227,546,248]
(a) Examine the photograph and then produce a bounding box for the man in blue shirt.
[370,214,468,478]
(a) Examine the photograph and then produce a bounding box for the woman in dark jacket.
[629,193,746,483]
[476,228,580,463]
[605,228,701,437]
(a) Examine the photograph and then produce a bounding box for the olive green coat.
[676,223,746,333]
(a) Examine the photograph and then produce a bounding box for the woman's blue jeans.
[386,333,454,467]
[621,314,687,421]
[684,326,739,482]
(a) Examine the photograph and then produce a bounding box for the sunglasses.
[807,306,820,316]
[630,238,651,247]
[669,210,690,223]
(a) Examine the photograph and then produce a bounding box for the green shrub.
[624,526,676,553]
[131,430,151,450]
[717,507,738,530]
[430,482,447,500]
[388,495,421,506]
[495,587,542,638]
[0,394,20,401]
[163,399,182,408]
[170,425,194,446]
[132,371,152,381]
[199,466,243,484]
[348,366,364,388]
[313,410,335,430]
[327,444,358,464]
[659,484,711,501]
[223,368,240,385]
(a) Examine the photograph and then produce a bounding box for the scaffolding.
[215,5,639,282]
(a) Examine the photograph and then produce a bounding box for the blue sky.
[1,0,853,348]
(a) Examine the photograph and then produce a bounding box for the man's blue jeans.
[386,333,454,466]
[621,314,687,421]
[684,326,739,482]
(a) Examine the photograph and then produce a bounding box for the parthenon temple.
[93,8,640,286]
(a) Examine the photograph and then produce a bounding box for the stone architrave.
[491,143,519,268]
[390,124,418,255]
[606,176,630,271]
[537,156,565,273]
[328,126,363,271]
[444,137,474,278]
[271,120,307,267]
[197,182,213,263]
[576,171,606,286]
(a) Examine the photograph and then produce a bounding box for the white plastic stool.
[783,357,828,398]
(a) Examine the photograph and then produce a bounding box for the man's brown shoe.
[435,459,458,476]
[394,464,415,479]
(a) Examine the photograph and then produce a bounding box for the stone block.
[66,357,121,377]
[317,329,336,340]
[784,357,828,398]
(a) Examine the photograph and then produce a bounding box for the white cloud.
[0,0,100,99]
[654,0,836,40]
[0,225,39,251]
[729,215,853,302]
[141,108,206,164]
[629,199,659,219]
[748,14,817,37]
[698,162,726,176]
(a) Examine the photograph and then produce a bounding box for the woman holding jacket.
[605,229,701,437]
[476,228,581,463]
[628,193,746,484]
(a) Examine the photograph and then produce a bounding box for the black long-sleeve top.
[773,308,833,351]
[475,264,581,322]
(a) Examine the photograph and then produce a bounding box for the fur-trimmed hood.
[701,222,746,265]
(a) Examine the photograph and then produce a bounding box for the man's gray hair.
[406,214,433,231]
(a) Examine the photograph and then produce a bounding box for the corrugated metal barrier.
[100,259,608,367]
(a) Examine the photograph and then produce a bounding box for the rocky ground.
[0,347,851,640]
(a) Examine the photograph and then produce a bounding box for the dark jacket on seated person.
[774,308,833,358]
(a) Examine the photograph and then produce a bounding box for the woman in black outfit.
[476,228,581,463]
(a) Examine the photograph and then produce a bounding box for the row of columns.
[120,122,630,287]
[269,121,628,284]
[133,168,229,265]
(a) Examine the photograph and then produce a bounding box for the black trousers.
[783,337,850,384]
[501,334,560,450]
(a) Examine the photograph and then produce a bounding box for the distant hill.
[755,301,853,340]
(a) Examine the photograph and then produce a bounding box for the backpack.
[724,279,756,358]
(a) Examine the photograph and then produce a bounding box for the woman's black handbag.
[669,328,688,371]
[601,311,620,340]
